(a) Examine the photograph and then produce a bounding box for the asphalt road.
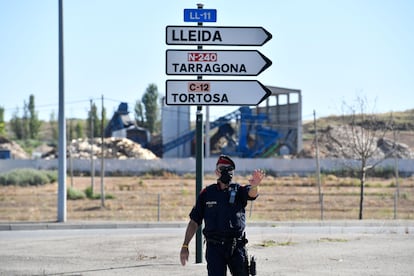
[0,221,413,276]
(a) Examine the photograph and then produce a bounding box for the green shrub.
[45,171,58,183]
[84,186,95,199]
[0,169,57,186]
[67,187,86,200]
[84,186,114,200]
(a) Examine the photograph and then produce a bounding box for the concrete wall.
[1,158,413,176]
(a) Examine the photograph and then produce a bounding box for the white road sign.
[166,50,272,76]
[165,80,271,106]
[166,26,272,46]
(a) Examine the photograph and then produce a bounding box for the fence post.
[157,193,161,222]
[320,193,324,221]
[394,191,397,220]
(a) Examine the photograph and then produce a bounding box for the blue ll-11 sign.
[184,9,217,22]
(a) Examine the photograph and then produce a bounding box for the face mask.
[219,166,234,185]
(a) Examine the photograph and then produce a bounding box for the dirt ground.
[1,174,413,222]
[0,223,413,276]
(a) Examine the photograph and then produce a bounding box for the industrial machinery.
[105,103,294,158]
[161,107,283,158]
[104,103,151,147]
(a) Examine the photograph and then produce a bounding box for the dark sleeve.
[245,185,259,200]
[234,184,257,208]
[189,189,206,226]
[239,185,259,204]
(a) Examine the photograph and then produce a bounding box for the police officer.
[180,155,264,275]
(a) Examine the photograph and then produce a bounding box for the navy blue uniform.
[190,183,257,276]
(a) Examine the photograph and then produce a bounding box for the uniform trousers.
[205,240,249,276]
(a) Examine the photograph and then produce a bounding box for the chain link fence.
[1,187,412,222]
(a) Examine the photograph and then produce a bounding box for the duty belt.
[205,234,249,259]
[205,233,248,246]
[206,237,238,245]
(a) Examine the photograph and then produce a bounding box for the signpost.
[166,80,271,105]
[166,50,272,76]
[166,26,272,46]
[184,8,217,22]
[166,4,273,264]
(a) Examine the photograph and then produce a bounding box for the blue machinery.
[162,106,281,158]
[105,103,292,158]
[104,103,151,147]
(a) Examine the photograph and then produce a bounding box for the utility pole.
[90,99,95,195]
[100,95,105,207]
[393,125,399,219]
[57,0,67,222]
[314,110,323,220]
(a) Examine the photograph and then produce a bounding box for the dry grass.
[0,174,413,222]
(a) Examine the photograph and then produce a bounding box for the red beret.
[216,155,235,169]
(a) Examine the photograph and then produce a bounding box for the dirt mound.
[0,136,30,159]
[42,137,158,160]
[299,125,414,159]
[1,136,158,160]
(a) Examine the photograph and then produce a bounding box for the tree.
[75,121,84,139]
[341,96,393,219]
[87,102,100,138]
[22,101,29,140]
[134,100,145,127]
[101,106,107,137]
[8,95,41,140]
[142,83,160,134]
[28,94,41,139]
[86,101,106,138]
[10,108,23,139]
[0,107,5,136]
[49,111,58,142]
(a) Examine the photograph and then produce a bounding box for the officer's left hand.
[249,169,265,186]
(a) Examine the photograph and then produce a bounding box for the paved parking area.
[0,221,413,275]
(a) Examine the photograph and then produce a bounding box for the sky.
[0,0,413,123]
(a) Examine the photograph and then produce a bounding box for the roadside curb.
[0,221,187,231]
[1,220,413,231]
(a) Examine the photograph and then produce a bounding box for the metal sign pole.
[195,2,204,265]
